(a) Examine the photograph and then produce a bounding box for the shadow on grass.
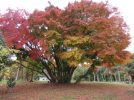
[62,96,75,100]
[92,95,117,100]
[126,90,134,98]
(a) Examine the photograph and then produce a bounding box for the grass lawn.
[0,82,134,100]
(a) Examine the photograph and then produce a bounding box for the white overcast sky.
[0,0,134,53]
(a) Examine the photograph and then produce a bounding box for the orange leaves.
[115,51,131,64]
[101,51,131,68]
[97,47,116,57]
[0,0,131,69]
[64,35,91,47]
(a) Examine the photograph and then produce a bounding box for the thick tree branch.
[15,61,51,81]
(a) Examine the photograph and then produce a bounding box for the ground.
[0,82,134,100]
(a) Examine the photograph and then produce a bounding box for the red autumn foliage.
[0,9,48,60]
[0,0,131,83]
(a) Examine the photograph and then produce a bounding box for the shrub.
[7,77,16,88]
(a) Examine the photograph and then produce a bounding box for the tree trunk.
[103,75,106,82]
[93,72,96,81]
[101,74,104,82]
[41,57,75,83]
[123,74,125,82]
[117,71,121,82]
[15,68,20,80]
[41,60,57,83]
[110,74,112,82]
[114,74,117,82]
[29,71,33,82]
[97,74,99,82]
[131,76,134,83]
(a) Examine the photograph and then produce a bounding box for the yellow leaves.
[58,48,85,67]
[10,49,21,53]
[0,47,10,56]
[1,67,15,79]
[42,30,62,46]
[59,48,84,60]
[43,30,61,39]
[22,61,28,67]
[64,35,91,46]
[68,60,79,67]
[4,69,10,78]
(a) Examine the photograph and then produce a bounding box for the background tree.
[125,54,134,83]
[0,46,17,81]
[0,0,131,83]
[0,32,5,46]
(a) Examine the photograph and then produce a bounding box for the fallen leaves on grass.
[0,82,134,100]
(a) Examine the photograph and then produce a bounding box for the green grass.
[0,80,7,86]
[92,95,117,100]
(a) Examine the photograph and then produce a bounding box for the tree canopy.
[0,0,131,83]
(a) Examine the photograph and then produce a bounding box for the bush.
[7,77,16,88]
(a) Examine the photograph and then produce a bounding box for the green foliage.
[125,57,134,76]
[0,46,18,80]
[26,58,44,73]
[126,64,134,74]
[24,58,44,81]
[43,30,62,46]
[0,46,10,71]
[0,34,5,46]
[7,77,16,88]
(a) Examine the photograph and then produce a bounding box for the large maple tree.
[0,0,131,83]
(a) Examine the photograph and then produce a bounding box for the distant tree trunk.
[88,75,91,81]
[15,68,20,80]
[131,76,134,83]
[101,74,104,82]
[123,74,125,82]
[103,75,106,82]
[29,71,34,82]
[114,74,117,82]
[97,74,99,82]
[93,72,96,81]
[117,70,121,82]
[19,67,24,80]
[19,56,24,80]
[110,74,112,82]
[0,74,4,81]
[25,72,29,81]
